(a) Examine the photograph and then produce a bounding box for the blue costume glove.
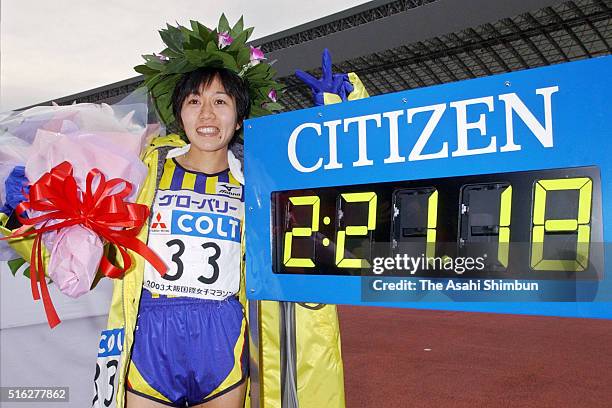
[1,166,29,216]
[295,48,354,106]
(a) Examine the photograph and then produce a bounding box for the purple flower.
[249,46,265,65]
[218,31,233,48]
[268,89,277,102]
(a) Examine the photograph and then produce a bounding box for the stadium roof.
[31,0,611,111]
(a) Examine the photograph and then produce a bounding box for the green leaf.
[134,64,159,76]
[7,258,27,277]
[190,20,211,39]
[243,27,254,41]
[230,16,244,37]
[246,81,267,92]
[206,41,218,53]
[218,14,230,33]
[236,47,251,68]
[257,86,270,97]
[164,75,181,91]
[264,102,284,111]
[250,104,270,117]
[166,23,182,35]
[164,58,196,74]
[200,28,215,46]
[209,51,238,71]
[160,28,182,52]
[246,71,268,82]
[160,48,182,58]
[179,24,193,38]
[207,59,225,69]
[152,74,180,95]
[208,28,219,48]
[144,73,166,90]
[155,94,175,126]
[183,33,205,51]
[184,49,204,64]
[227,30,248,53]
[244,62,268,78]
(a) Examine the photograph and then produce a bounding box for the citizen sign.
[287,86,558,173]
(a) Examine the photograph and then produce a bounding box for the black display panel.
[271,166,603,280]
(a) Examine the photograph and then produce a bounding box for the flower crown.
[135,15,283,136]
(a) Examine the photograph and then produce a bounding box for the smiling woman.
[123,67,250,408]
[51,15,348,408]
[88,16,282,408]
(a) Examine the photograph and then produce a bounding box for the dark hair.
[171,67,250,132]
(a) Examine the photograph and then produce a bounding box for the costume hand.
[295,48,354,106]
[1,166,29,215]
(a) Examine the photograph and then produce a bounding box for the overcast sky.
[0,0,368,112]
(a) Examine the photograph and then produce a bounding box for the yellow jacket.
[1,134,346,408]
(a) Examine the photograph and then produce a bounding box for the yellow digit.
[498,186,512,267]
[531,178,592,271]
[283,196,320,267]
[426,190,438,259]
[336,192,377,268]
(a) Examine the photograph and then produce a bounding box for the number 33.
[163,239,220,284]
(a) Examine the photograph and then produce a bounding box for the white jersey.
[143,158,243,300]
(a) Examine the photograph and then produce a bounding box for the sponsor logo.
[150,211,170,234]
[172,210,241,242]
[98,328,124,357]
[287,86,559,173]
[216,182,242,199]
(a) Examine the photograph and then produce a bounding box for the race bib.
[144,188,243,300]
[92,328,123,408]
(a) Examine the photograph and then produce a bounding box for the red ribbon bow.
[5,161,167,328]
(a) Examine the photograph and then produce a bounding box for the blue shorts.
[126,290,248,406]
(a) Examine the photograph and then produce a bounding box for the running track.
[338,306,612,408]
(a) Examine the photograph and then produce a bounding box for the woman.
[91,17,282,408]
[124,67,250,407]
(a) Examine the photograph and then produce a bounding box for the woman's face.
[180,75,240,153]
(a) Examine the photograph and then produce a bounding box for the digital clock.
[244,57,612,318]
[272,166,603,280]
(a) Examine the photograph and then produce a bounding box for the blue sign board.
[244,56,611,318]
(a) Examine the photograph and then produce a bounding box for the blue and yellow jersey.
[143,158,244,300]
[157,158,243,199]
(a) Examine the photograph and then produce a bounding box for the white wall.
[0,262,113,407]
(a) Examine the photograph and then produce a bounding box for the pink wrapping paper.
[26,130,147,200]
[18,105,149,298]
[47,225,103,298]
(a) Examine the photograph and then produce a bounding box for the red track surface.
[338,306,612,408]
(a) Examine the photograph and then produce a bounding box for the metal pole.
[280,301,298,408]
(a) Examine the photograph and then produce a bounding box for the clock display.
[271,166,603,280]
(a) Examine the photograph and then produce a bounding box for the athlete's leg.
[194,381,247,408]
[126,390,172,408]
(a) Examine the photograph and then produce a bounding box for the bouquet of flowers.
[0,100,166,327]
